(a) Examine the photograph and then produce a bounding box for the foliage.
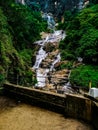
[0,66,5,87]
[59,4,98,64]
[4,3,46,50]
[57,11,73,30]
[90,0,98,5]
[60,50,75,61]
[58,4,98,88]
[0,1,47,86]
[57,9,79,30]
[19,49,33,66]
[27,1,41,11]
[70,65,98,88]
[60,61,73,70]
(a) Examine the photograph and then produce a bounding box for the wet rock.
[41,59,53,68]
[40,32,50,39]
[54,61,61,69]
[33,30,68,88]
[43,42,57,52]
[47,69,70,87]
[41,50,60,68]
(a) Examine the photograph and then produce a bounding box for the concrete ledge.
[3,83,98,129]
[65,94,92,122]
[0,87,4,95]
[84,93,98,102]
[4,83,66,114]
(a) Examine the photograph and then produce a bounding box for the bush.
[60,50,75,61]
[0,1,47,86]
[0,74,5,87]
[59,4,98,64]
[70,65,98,88]
[60,61,73,69]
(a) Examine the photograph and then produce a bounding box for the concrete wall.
[0,88,4,95]
[91,102,98,130]
[65,94,92,122]
[3,83,98,129]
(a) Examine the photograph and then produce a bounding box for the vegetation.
[59,4,98,64]
[0,1,47,86]
[70,65,98,89]
[59,4,98,88]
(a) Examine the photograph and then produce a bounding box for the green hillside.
[0,0,46,86]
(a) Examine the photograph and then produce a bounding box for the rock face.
[32,31,71,92]
[32,30,81,94]
[25,0,86,17]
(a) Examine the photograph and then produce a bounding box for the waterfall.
[33,47,47,69]
[33,35,49,87]
[35,69,49,87]
[42,13,55,31]
[31,12,66,88]
[44,0,49,12]
[78,0,83,10]
[16,0,25,5]
[50,53,61,72]
[33,29,66,88]
[21,0,25,5]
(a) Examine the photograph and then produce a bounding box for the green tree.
[5,4,45,50]
[59,4,98,64]
[70,65,98,88]
[0,1,48,86]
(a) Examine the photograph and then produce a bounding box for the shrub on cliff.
[0,7,33,86]
[70,65,98,88]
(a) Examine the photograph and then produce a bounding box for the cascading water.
[32,12,67,89]
[16,0,25,5]
[33,36,49,87]
[78,0,83,10]
[42,13,55,31]
[35,69,49,87]
[50,53,61,72]
[33,29,66,88]
[33,47,47,69]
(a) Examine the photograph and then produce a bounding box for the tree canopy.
[0,1,47,86]
[59,4,98,64]
[59,4,98,88]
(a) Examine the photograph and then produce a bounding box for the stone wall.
[3,83,98,129]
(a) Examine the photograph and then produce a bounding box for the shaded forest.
[0,0,47,86]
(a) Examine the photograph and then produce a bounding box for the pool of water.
[0,96,94,130]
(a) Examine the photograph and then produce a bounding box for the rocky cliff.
[25,0,86,17]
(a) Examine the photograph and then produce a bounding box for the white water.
[78,0,84,10]
[33,30,66,87]
[35,69,49,87]
[33,35,49,87]
[21,0,25,5]
[17,0,25,5]
[33,47,47,69]
[50,53,61,72]
[42,13,55,30]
